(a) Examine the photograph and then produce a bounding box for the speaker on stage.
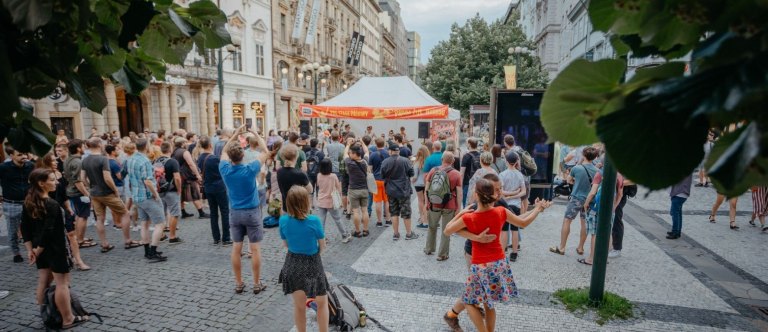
[418,122,430,139]
[299,120,310,135]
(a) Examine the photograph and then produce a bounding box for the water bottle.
[306,299,317,312]
[359,311,367,327]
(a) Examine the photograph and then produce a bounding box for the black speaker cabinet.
[418,122,430,139]
[299,120,310,135]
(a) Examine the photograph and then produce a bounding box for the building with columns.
[34,0,274,139]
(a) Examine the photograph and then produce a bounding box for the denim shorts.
[136,199,166,224]
[586,210,598,235]
[230,207,264,243]
[564,197,586,220]
[69,197,91,219]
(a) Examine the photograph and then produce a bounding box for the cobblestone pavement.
[1,185,767,331]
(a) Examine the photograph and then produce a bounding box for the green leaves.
[421,15,548,116]
[706,123,768,195]
[6,108,56,157]
[540,59,625,146]
[1,0,53,31]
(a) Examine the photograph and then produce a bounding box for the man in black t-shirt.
[159,142,183,243]
[0,146,34,262]
[460,137,481,207]
[276,144,311,212]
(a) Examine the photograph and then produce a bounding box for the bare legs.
[36,270,75,326]
[558,218,586,253]
[292,291,328,332]
[66,231,89,269]
[710,194,738,225]
[417,190,426,225]
[231,242,262,287]
[466,304,495,332]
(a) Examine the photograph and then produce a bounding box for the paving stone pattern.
[0,188,765,331]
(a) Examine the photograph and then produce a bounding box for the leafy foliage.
[0,0,230,156]
[420,13,549,116]
[539,0,768,196]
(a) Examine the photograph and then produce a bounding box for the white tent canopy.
[313,76,459,151]
[319,76,444,108]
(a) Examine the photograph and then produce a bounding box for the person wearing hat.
[380,143,419,241]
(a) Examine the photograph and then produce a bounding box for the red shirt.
[425,166,462,210]
[462,206,507,264]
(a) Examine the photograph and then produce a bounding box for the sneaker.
[160,235,168,242]
[443,313,462,332]
[181,211,193,219]
[509,252,518,262]
[0,290,9,299]
[342,235,352,243]
[13,255,23,263]
[416,223,429,229]
[213,240,221,246]
[199,212,210,218]
[221,241,233,246]
[608,250,621,258]
[169,237,183,244]
[393,233,400,241]
[376,222,384,228]
[405,232,419,240]
[385,220,392,226]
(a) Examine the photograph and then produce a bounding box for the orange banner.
[298,104,449,119]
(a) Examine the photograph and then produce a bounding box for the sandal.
[576,248,584,255]
[352,231,363,238]
[78,241,97,249]
[730,221,739,230]
[436,256,449,261]
[100,244,115,253]
[549,247,565,255]
[362,230,370,237]
[62,315,89,329]
[708,215,716,223]
[124,241,141,250]
[577,258,592,266]
[763,226,768,232]
[235,283,245,294]
[82,237,94,243]
[75,264,92,271]
[253,283,267,295]
[749,219,756,227]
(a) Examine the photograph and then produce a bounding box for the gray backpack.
[427,166,454,205]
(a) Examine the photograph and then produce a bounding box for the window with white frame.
[255,44,265,75]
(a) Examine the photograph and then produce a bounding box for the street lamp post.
[216,37,241,130]
[299,62,331,135]
[507,46,534,89]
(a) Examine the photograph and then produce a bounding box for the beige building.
[272,0,391,130]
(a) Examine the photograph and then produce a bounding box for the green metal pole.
[589,155,617,304]
[217,48,224,129]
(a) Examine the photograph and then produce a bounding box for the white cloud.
[400,0,511,63]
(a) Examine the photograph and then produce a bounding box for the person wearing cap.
[380,143,419,241]
[172,137,208,219]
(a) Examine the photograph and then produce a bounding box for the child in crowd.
[278,186,330,332]
[445,179,551,332]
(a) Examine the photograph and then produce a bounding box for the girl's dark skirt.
[279,252,329,297]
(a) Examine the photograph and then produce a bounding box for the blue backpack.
[263,215,279,228]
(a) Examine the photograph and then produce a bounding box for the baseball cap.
[388,143,400,151]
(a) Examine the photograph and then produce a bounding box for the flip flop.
[78,241,97,249]
[124,241,141,249]
[549,246,565,255]
[576,248,584,255]
[253,283,267,295]
[100,244,115,253]
[62,315,89,329]
[577,258,592,265]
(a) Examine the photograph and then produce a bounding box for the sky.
[399,0,512,64]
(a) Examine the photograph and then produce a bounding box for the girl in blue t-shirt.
[278,186,330,332]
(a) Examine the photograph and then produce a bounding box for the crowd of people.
[3,121,764,331]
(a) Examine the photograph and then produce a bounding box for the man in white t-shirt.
[499,151,526,262]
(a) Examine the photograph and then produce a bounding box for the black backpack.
[41,285,102,330]
[468,151,481,179]
[328,284,391,332]
[307,150,321,177]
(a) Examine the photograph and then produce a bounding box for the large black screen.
[495,90,554,184]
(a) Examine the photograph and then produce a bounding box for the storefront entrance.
[117,89,145,135]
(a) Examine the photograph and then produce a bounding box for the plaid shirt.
[126,152,154,203]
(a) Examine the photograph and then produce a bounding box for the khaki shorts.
[92,193,128,217]
[348,189,369,210]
